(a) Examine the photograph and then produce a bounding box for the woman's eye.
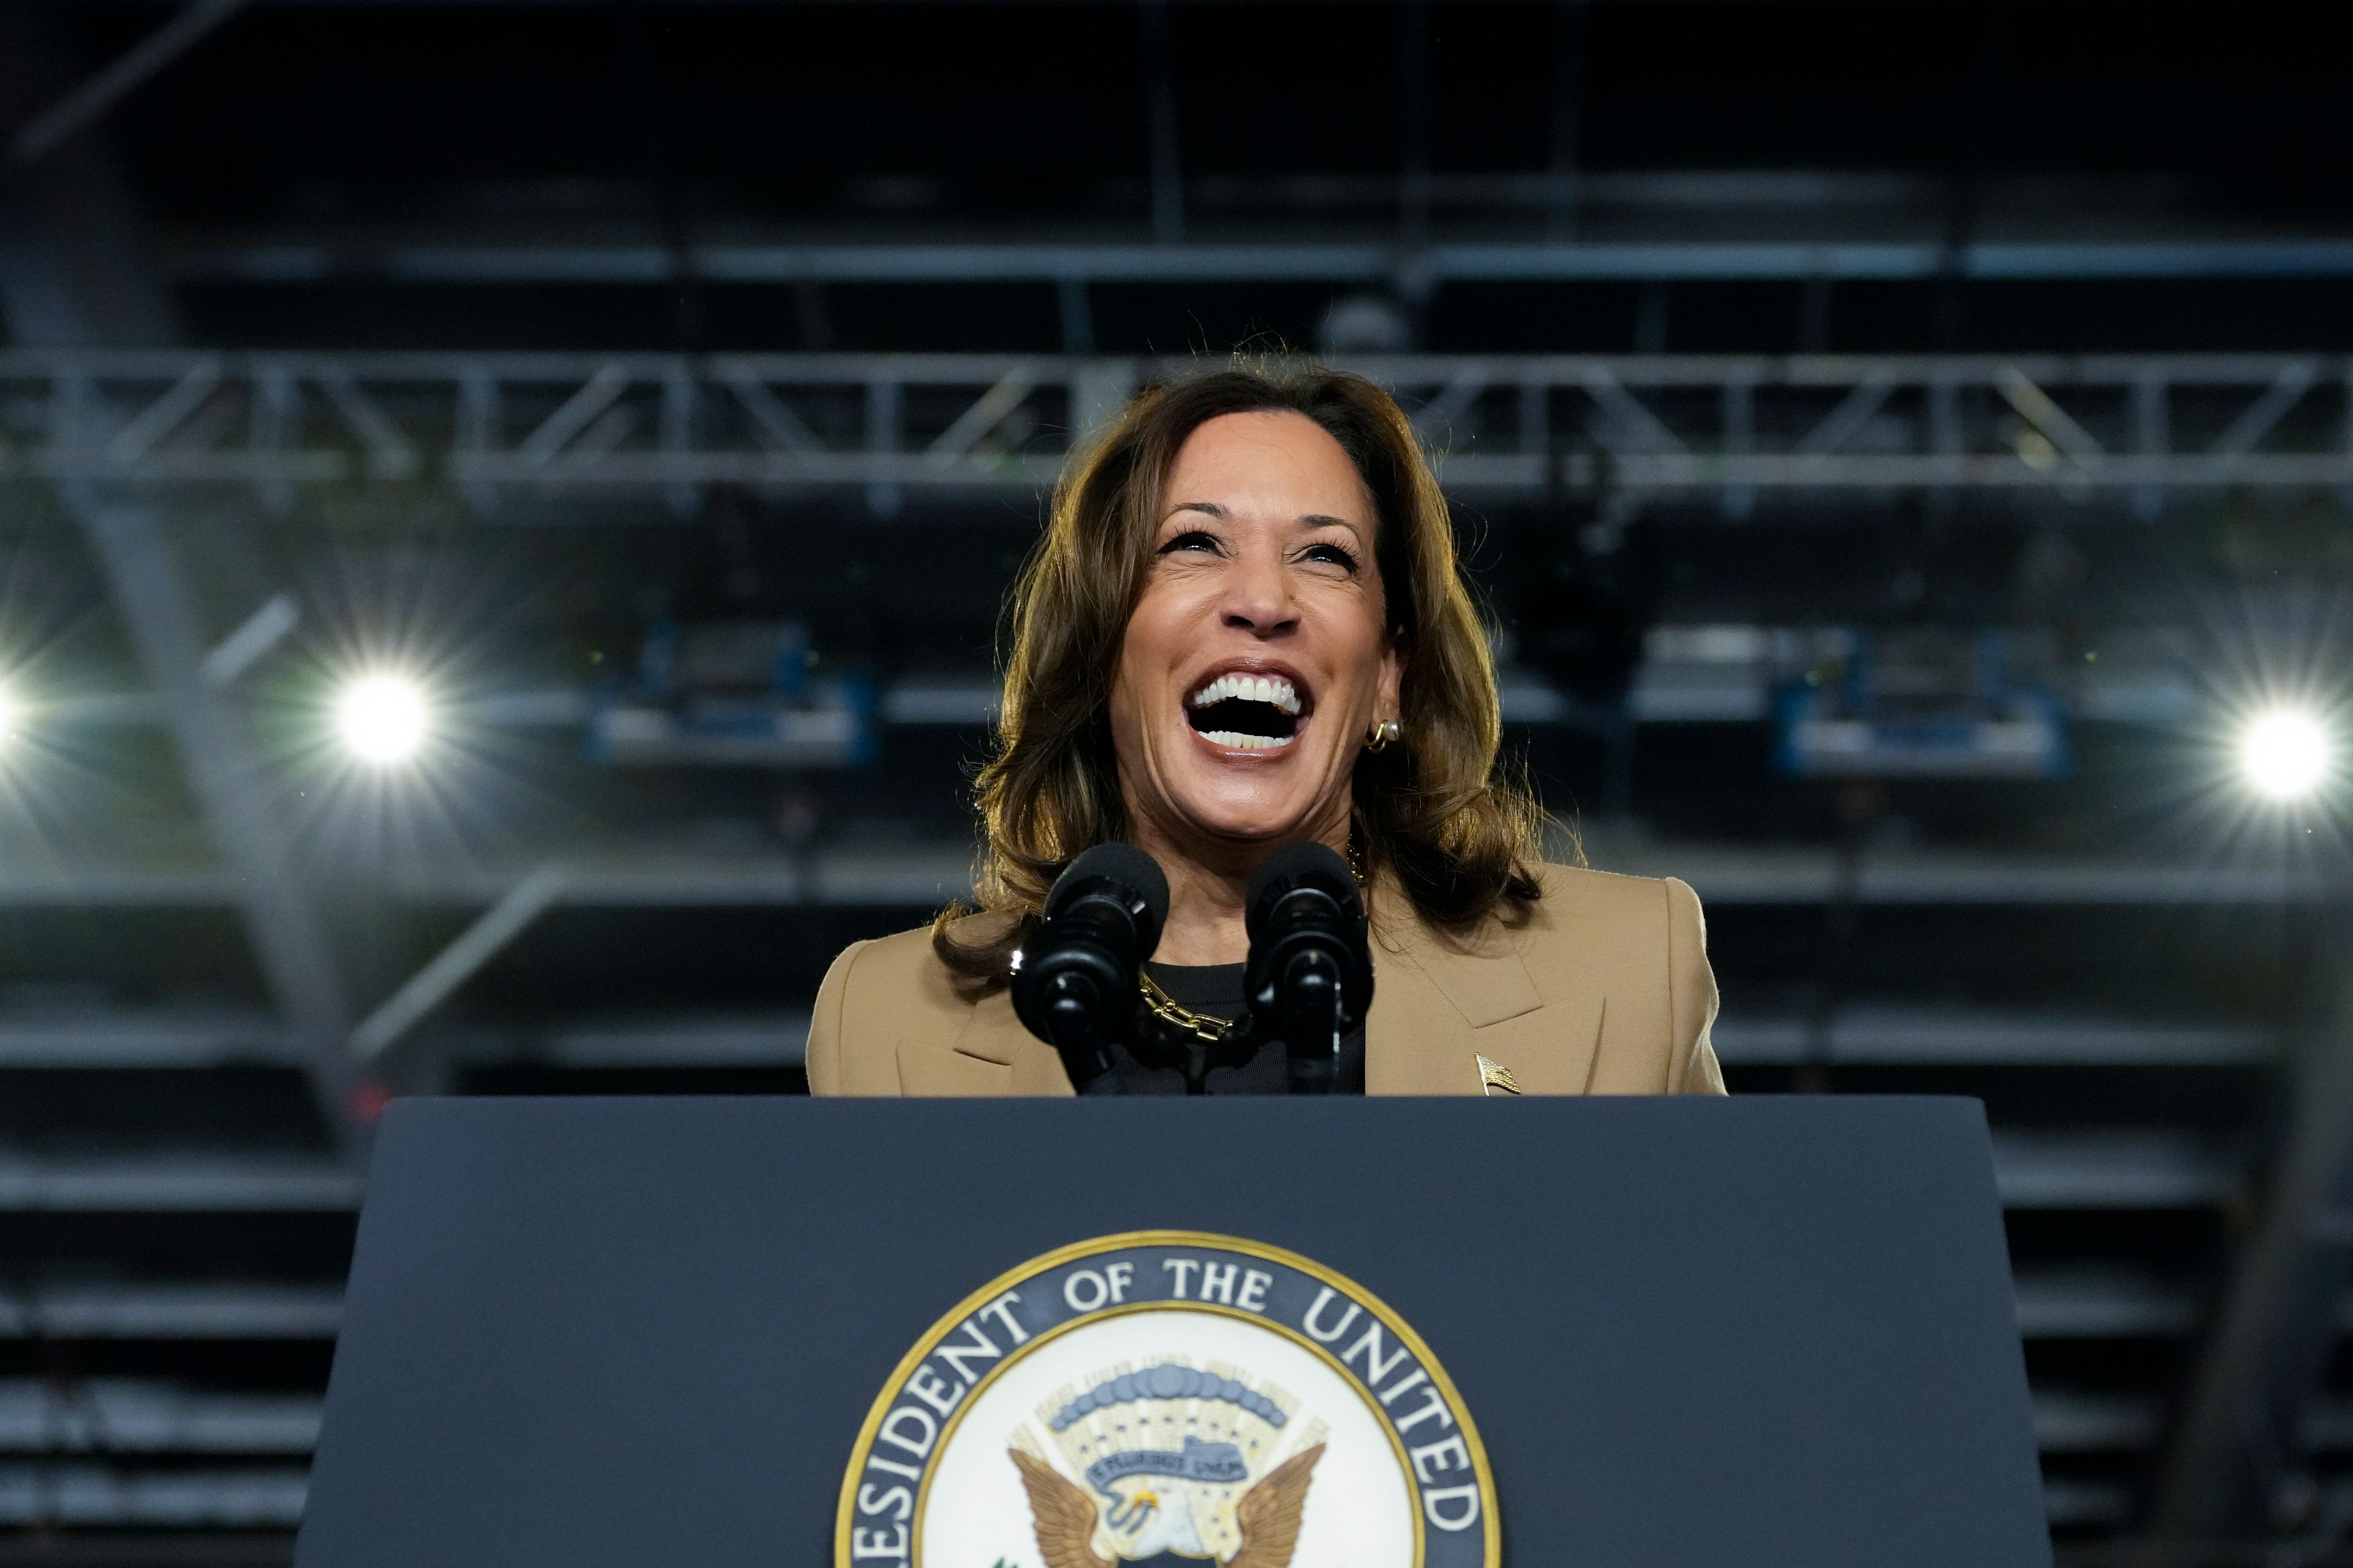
[1160,530,1221,556]
[1301,542,1361,573]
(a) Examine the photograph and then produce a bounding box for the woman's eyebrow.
[1165,501,1228,520]
[1300,512,1370,543]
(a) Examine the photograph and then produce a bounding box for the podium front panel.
[297,1096,2047,1568]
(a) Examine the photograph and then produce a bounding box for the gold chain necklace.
[1134,841,1366,1044]
[1138,968,1233,1042]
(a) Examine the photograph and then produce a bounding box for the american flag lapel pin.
[1476,1054,1521,1097]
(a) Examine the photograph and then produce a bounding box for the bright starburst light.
[335,673,433,766]
[2238,707,2335,801]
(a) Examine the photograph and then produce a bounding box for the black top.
[1114,961,1368,1096]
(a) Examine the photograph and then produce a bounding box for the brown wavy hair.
[934,359,1544,983]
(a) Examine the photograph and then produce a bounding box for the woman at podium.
[807,361,1722,1098]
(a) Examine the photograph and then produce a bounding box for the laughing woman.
[806,362,1722,1097]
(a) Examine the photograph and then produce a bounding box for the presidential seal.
[836,1230,1498,1568]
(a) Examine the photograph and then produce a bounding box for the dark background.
[2,2,2351,1565]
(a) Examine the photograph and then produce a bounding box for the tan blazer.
[805,862,1724,1097]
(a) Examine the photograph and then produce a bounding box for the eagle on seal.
[1009,1444,1325,1568]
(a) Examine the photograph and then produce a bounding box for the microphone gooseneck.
[1009,843,1170,1096]
[1241,841,1374,1096]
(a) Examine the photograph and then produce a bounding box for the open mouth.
[1184,670,1307,751]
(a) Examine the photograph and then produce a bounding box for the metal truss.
[8,350,2352,516]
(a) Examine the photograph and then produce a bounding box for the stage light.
[335,673,432,766]
[0,683,18,746]
[2239,707,2333,801]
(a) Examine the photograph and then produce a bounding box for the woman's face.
[1109,409,1403,861]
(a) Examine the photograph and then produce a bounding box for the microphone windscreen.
[1048,841,1171,944]
[1245,840,1357,933]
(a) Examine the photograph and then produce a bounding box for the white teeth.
[1188,672,1302,716]
[1202,730,1294,751]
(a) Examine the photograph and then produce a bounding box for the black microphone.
[1241,841,1374,1095]
[1010,843,1169,1096]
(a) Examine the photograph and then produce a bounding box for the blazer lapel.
[1367,897,1605,1096]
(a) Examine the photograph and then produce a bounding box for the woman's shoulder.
[1396,860,1705,969]
[821,923,944,985]
[1512,862,1711,998]
[1379,858,1700,965]
[819,913,1006,1015]
[1526,858,1704,915]
[805,916,1008,1093]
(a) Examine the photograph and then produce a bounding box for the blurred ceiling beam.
[0,1465,310,1531]
[66,1,2122,7]
[0,1152,362,1211]
[74,502,366,1150]
[0,843,2333,911]
[0,1380,320,1455]
[1137,0,1183,244]
[165,237,2353,285]
[0,1282,343,1341]
[2151,967,2353,1538]
[348,865,569,1063]
[0,7,183,346]
[10,0,252,169]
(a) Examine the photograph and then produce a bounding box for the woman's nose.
[1219,549,1296,635]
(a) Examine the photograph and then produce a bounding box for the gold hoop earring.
[1364,718,1401,753]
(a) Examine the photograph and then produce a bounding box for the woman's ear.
[1376,633,1407,724]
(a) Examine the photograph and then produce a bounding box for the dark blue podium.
[294,1097,2048,1568]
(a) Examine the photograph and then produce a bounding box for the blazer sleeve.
[803,939,869,1097]
[1664,877,1727,1096]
